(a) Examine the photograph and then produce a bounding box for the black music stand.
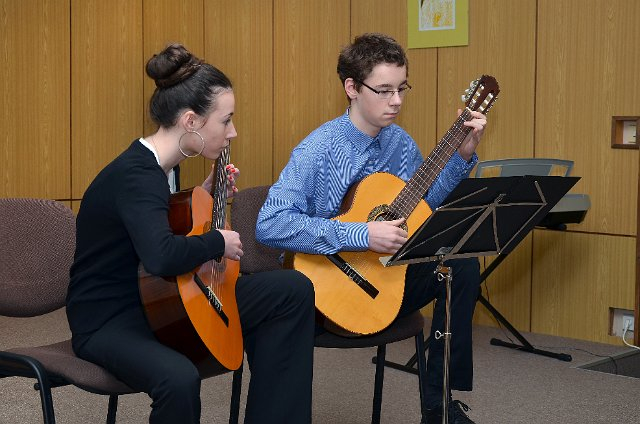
[377,175,578,422]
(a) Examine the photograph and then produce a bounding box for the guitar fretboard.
[212,146,230,230]
[389,108,473,218]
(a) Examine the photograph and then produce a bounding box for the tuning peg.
[462,86,473,101]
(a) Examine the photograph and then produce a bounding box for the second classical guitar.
[294,75,500,335]
[139,146,243,375]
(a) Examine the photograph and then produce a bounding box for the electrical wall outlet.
[623,316,635,332]
[610,307,635,337]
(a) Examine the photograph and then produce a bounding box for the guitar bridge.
[193,273,230,326]
[327,254,379,299]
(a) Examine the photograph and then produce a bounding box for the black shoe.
[423,400,474,424]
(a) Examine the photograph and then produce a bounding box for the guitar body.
[139,185,243,375]
[294,172,432,335]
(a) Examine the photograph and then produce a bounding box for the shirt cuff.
[205,230,226,260]
[340,222,369,251]
[451,151,478,174]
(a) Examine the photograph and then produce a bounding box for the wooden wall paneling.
[438,0,537,162]
[536,0,640,236]
[272,0,350,181]
[143,0,205,191]
[1,0,70,199]
[350,0,438,158]
[71,0,143,199]
[531,230,636,344]
[473,238,533,330]
[205,0,273,189]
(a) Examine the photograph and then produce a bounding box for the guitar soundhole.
[367,204,408,232]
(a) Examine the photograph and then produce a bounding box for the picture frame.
[408,0,469,49]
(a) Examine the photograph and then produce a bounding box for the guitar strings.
[207,146,231,299]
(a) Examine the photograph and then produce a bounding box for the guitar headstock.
[462,75,500,115]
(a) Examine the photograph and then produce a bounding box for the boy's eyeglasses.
[356,80,412,99]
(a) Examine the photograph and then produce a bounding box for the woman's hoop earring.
[178,130,206,158]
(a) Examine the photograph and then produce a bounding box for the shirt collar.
[341,108,386,154]
[138,137,160,164]
[138,138,176,193]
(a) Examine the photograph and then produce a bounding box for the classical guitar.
[139,146,243,375]
[294,75,500,335]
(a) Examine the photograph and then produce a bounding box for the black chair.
[0,198,241,423]
[231,185,428,424]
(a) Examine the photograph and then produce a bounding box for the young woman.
[67,43,315,424]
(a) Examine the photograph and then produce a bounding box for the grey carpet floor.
[2,308,639,423]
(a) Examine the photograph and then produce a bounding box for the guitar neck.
[212,146,231,229]
[389,108,473,218]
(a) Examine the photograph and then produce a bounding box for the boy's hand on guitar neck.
[458,109,487,162]
[367,218,408,254]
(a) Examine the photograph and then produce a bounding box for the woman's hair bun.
[146,43,202,89]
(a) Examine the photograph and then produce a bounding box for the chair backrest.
[230,185,283,274]
[0,198,76,317]
[474,158,574,178]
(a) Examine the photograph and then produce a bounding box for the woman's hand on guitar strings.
[367,218,408,254]
[458,109,487,162]
[201,163,240,198]
[225,164,240,198]
[219,229,244,261]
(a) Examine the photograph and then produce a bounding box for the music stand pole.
[435,262,452,424]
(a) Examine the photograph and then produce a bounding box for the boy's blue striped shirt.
[256,109,477,255]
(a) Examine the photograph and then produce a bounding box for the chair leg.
[414,330,429,422]
[19,355,55,424]
[37,378,56,424]
[229,365,243,424]
[371,344,386,424]
[106,394,118,424]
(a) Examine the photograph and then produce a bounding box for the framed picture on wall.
[408,0,469,49]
